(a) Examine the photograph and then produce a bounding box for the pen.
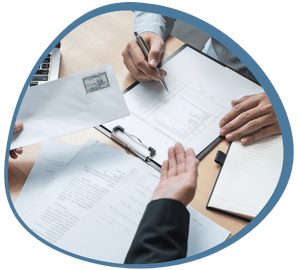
[134,32,169,92]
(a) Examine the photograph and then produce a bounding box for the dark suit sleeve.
[124,198,190,264]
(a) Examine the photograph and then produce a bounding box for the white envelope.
[11,64,129,149]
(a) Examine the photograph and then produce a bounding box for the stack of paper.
[15,139,230,263]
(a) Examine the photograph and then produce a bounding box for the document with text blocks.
[97,45,264,169]
[17,139,230,263]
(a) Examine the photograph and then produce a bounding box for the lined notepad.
[207,135,283,219]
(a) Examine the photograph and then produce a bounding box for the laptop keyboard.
[29,54,52,87]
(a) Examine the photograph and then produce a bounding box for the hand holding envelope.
[10,64,130,149]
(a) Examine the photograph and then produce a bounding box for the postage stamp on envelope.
[81,71,111,94]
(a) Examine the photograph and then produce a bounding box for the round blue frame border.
[4,2,294,268]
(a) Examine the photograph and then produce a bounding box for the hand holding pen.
[134,32,168,91]
[122,31,168,91]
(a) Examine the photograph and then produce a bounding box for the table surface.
[8,11,249,237]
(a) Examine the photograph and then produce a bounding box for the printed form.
[103,46,264,165]
[105,74,230,165]
[17,139,230,263]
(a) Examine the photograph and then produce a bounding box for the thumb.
[148,38,165,68]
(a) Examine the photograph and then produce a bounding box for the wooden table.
[8,11,249,237]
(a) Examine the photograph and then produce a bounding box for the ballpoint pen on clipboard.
[134,31,169,92]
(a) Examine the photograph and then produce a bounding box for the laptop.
[29,42,61,87]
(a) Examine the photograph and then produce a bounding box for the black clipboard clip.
[111,125,156,162]
[214,150,227,166]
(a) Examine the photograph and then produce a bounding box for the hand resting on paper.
[151,142,199,206]
[122,32,167,82]
[10,120,24,159]
[219,93,281,146]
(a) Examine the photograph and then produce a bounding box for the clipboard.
[98,122,223,172]
[96,44,263,172]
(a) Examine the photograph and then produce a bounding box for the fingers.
[130,46,159,81]
[122,32,166,82]
[222,113,276,141]
[164,143,198,178]
[160,160,169,181]
[9,150,18,159]
[241,123,281,145]
[9,147,23,159]
[147,34,165,68]
[174,143,186,175]
[168,143,190,177]
[219,93,280,144]
[11,121,24,159]
[230,95,252,107]
[185,148,199,173]
[180,147,199,206]
[219,106,262,136]
[219,95,257,129]
[155,143,199,206]
[122,42,156,82]
[13,120,23,133]
[167,146,178,177]
[185,148,199,188]
[15,147,23,155]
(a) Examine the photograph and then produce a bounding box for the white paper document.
[105,75,229,165]
[102,46,264,165]
[56,169,230,263]
[19,139,230,263]
[207,135,284,218]
[11,64,130,149]
[14,140,81,216]
[20,139,160,246]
